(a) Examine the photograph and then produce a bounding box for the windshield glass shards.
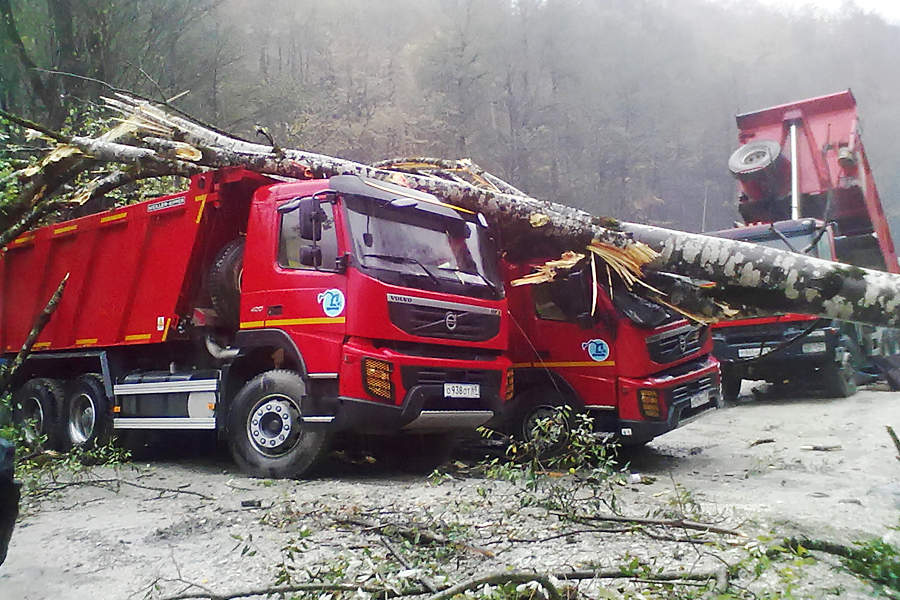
[343,194,502,299]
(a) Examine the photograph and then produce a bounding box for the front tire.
[228,370,330,478]
[64,373,112,449]
[504,386,574,456]
[12,378,64,449]
[721,369,742,405]
[822,361,857,398]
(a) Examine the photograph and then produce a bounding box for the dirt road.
[1,386,897,599]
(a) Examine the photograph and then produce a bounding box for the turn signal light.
[362,357,394,402]
[639,389,661,419]
[505,369,515,401]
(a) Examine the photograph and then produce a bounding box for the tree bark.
[9,95,900,329]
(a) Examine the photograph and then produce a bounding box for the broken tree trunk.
[7,94,900,328]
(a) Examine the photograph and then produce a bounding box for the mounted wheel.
[12,378,64,449]
[721,369,742,405]
[505,386,574,456]
[228,370,331,478]
[64,373,112,449]
[822,360,857,398]
[209,238,244,328]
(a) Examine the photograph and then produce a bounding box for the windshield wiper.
[438,265,497,294]
[362,253,441,287]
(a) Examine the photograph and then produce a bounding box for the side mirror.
[299,246,322,267]
[298,198,325,241]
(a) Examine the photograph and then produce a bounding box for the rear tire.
[823,361,857,398]
[12,378,64,449]
[64,373,112,449]
[228,370,331,478]
[721,369,742,405]
[209,238,244,328]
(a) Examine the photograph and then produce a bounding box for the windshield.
[343,195,502,299]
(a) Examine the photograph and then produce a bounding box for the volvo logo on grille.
[445,312,458,331]
[679,334,688,353]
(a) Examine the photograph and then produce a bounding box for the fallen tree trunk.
[7,94,900,328]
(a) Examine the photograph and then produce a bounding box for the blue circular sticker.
[582,339,610,362]
[317,289,345,317]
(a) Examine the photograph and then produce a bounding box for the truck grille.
[388,301,500,341]
[670,375,715,404]
[646,325,704,363]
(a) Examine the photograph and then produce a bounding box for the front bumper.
[306,338,509,434]
[713,326,843,380]
[589,356,721,444]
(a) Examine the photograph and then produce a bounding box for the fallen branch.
[339,516,495,558]
[887,426,900,462]
[566,513,745,537]
[28,477,214,501]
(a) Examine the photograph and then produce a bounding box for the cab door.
[240,197,347,376]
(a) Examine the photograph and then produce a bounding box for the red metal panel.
[0,177,230,354]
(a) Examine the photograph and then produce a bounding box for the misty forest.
[3,0,900,235]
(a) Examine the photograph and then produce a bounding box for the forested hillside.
[3,0,900,234]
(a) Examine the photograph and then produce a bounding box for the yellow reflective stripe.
[100,212,128,223]
[161,318,172,341]
[125,333,152,341]
[12,234,34,245]
[75,338,98,345]
[33,342,51,349]
[240,317,346,329]
[512,360,615,368]
[53,224,78,235]
[266,317,345,327]
[195,194,208,224]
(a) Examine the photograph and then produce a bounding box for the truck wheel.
[12,378,64,449]
[228,370,330,478]
[721,370,742,405]
[64,374,112,448]
[728,140,782,177]
[508,387,573,455]
[823,361,857,398]
[209,238,244,328]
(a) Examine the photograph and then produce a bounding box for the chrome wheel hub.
[247,395,301,457]
[68,393,96,445]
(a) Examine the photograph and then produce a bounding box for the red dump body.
[732,89,898,273]
[1,169,266,353]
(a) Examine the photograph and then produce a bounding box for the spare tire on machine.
[209,239,244,328]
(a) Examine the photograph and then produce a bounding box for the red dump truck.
[1,168,511,477]
[491,258,720,446]
[711,90,900,399]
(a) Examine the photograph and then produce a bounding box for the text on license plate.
[690,390,710,409]
[738,347,762,358]
[444,383,480,398]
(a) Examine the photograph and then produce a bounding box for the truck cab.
[495,257,720,447]
[709,219,858,399]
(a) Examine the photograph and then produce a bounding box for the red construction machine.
[491,258,720,447]
[710,90,900,399]
[1,168,511,477]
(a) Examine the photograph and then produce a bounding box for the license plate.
[802,342,827,354]
[690,390,710,409]
[738,347,762,358]
[444,383,480,398]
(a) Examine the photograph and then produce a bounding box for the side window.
[532,284,567,321]
[278,202,338,270]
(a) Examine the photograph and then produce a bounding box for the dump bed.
[0,169,271,354]
[730,89,898,273]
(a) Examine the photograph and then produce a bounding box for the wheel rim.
[20,396,45,438]
[522,405,569,449]
[246,393,302,457]
[68,393,96,445]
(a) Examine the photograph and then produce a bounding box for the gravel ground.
[1,384,898,600]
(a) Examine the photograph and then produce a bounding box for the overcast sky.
[747,0,900,23]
